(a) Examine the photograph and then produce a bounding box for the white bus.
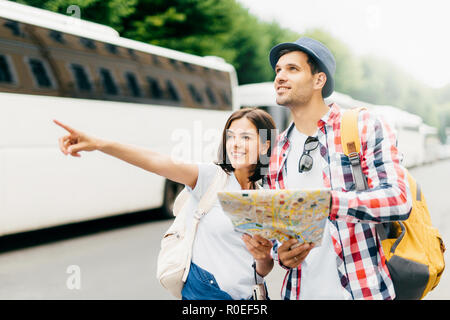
[237,82,441,169]
[237,82,291,131]
[370,105,425,168]
[0,1,239,236]
[421,124,440,164]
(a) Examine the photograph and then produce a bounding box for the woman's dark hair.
[216,107,277,183]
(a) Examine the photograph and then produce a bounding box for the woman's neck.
[233,168,255,190]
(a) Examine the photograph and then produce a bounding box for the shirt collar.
[278,103,341,144]
[319,102,341,128]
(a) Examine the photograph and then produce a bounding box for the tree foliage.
[15,0,450,141]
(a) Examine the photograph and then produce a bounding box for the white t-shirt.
[184,163,263,300]
[285,127,345,300]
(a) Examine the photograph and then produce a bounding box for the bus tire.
[161,180,184,218]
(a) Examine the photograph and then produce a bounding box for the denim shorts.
[181,262,233,300]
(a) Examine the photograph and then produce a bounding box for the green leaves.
[14,0,450,139]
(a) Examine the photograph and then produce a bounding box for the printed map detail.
[217,189,331,246]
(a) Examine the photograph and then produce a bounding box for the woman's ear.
[260,140,270,156]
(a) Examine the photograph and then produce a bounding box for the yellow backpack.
[341,107,446,300]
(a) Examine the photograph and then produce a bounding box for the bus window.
[127,48,137,59]
[105,43,118,55]
[125,72,141,97]
[169,59,179,70]
[0,55,14,84]
[4,20,22,37]
[166,80,179,102]
[152,55,160,66]
[215,70,223,79]
[28,58,52,88]
[221,90,231,106]
[49,30,65,44]
[70,64,92,92]
[99,68,118,95]
[205,87,217,105]
[183,62,195,72]
[147,77,163,99]
[80,37,96,50]
[188,84,203,104]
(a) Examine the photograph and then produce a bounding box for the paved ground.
[1,160,449,300]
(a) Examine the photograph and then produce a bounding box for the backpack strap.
[172,188,190,217]
[173,167,228,217]
[341,108,390,239]
[341,107,369,191]
[195,167,228,219]
[182,166,228,281]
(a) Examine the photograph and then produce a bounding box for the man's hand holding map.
[217,189,331,246]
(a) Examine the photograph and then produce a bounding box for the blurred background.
[0,0,449,300]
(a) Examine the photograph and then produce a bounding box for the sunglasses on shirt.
[298,136,319,173]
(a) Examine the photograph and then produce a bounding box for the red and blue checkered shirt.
[266,103,412,300]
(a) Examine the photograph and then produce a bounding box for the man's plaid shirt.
[266,103,412,300]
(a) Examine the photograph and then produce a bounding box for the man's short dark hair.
[278,48,321,75]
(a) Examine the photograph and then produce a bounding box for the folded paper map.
[217,189,331,246]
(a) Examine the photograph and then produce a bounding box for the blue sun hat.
[269,37,336,98]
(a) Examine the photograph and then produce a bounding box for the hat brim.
[269,42,334,98]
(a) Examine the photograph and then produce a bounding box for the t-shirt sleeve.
[185,162,220,201]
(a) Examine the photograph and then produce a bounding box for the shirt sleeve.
[270,240,291,270]
[185,162,220,201]
[329,110,413,224]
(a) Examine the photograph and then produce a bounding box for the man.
[243,37,412,300]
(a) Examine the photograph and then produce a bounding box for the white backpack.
[156,166,228,298]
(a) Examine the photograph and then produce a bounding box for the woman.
[54,107,276,300]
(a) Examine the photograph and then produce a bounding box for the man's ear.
[314,72,327,90]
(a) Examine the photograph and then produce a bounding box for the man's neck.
[289,96,329,136]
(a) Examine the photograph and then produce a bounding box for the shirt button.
[210,280,214,284]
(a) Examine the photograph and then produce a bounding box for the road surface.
[1,160,449,299]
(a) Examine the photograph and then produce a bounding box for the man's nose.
[275,69,287,83]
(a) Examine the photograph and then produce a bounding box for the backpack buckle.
[348,152,361,166]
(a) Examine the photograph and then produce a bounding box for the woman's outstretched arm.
[54,119,198,189]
